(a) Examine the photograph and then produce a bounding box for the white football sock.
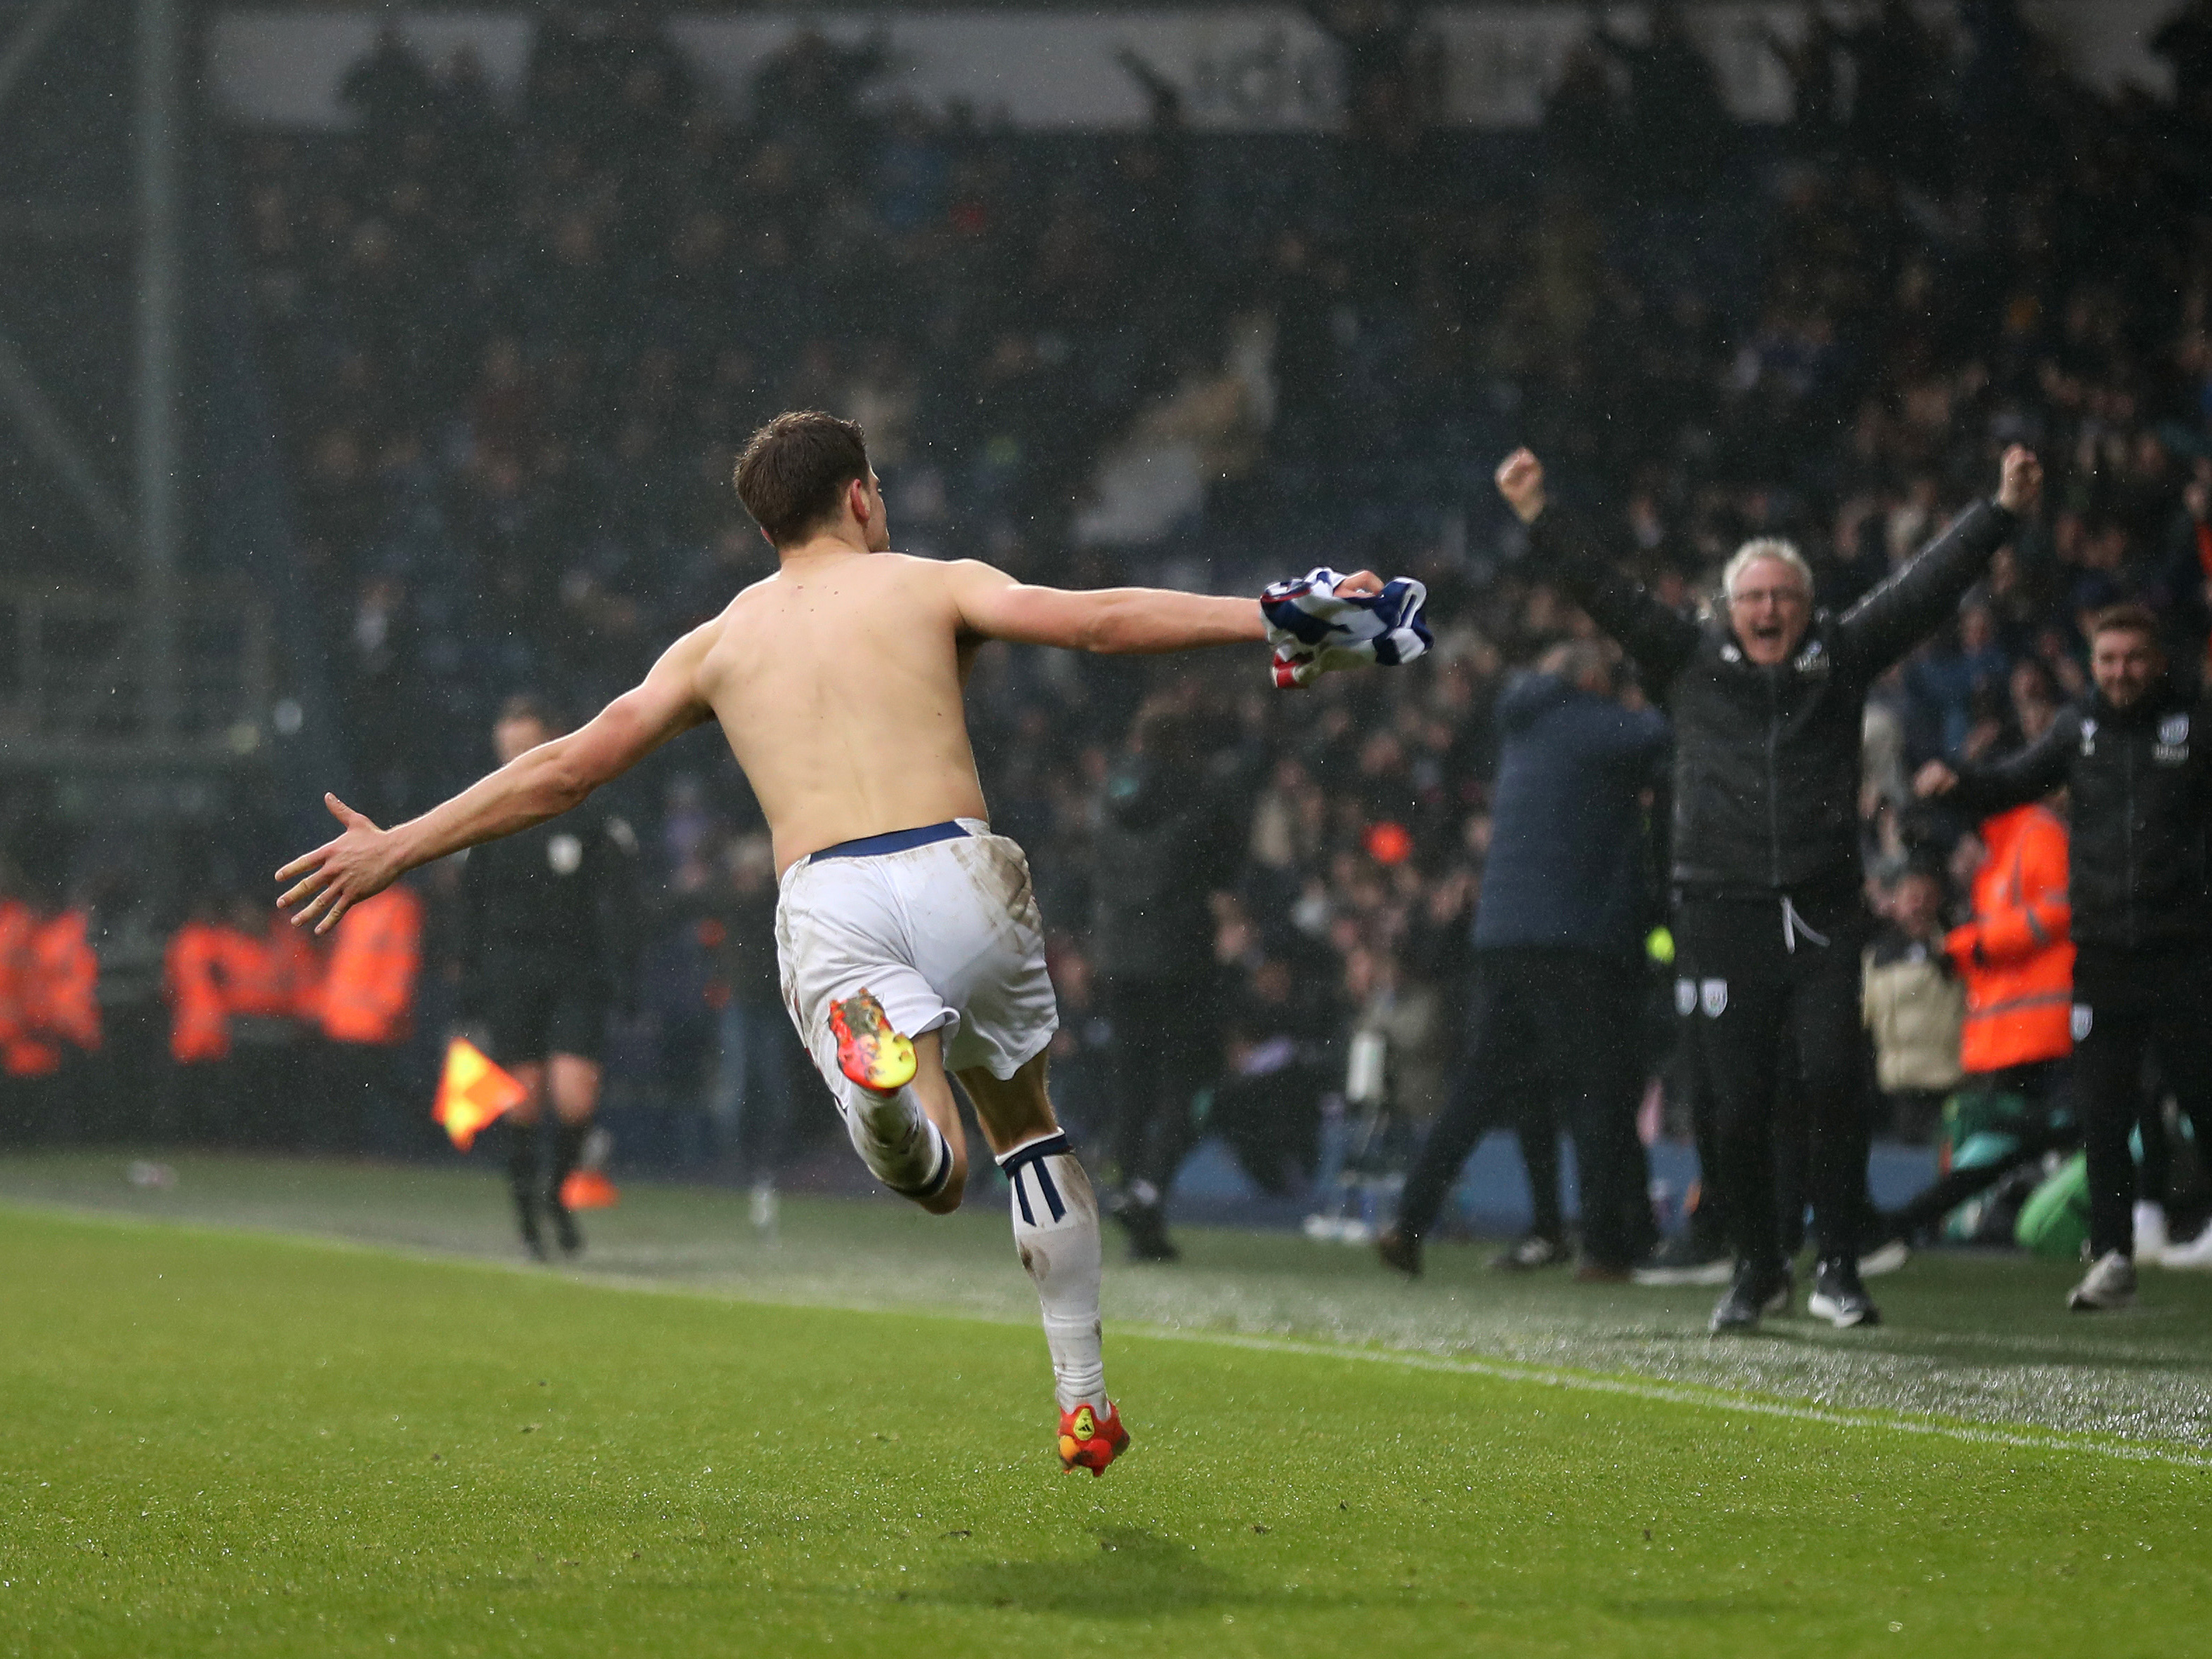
[843,1082,953,1201]
[2134,1200,2169,1261]
[998,1132,1107,1413]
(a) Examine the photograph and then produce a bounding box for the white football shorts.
[775,819,1060,1116]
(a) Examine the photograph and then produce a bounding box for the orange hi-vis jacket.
[165,921,234,1064]
[221,920,323,1024]
[1945,802,2074,1074]
[0,899,35,1076]
[317,886,423,1046]
[5,908,101,1078]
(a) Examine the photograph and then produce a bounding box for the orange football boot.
[829,989,917,1095]
[1058,1400,1131,1476]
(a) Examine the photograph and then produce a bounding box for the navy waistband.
[808,821,970,864]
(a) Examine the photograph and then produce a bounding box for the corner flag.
[560,1169,619,1210]
[433,1037,526,1150]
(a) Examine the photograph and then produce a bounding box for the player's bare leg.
[824,1000,968,1212]
[958,1050,1128,1476]
[867,1026,968,1215]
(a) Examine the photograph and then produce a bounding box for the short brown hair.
[496,692,565,734]
[2088,602,2163,647]
[733,411,869,546]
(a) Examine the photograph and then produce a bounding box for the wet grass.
[1,1195,2207,1658]
[5,1152,2211,1447]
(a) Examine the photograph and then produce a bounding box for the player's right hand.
[275,793,402,934]
[1995,445,2042,515]
[1495,449,1546,525]
[1913,760,1958,798]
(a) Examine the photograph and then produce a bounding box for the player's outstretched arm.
[943,560,1344,654]
[276,623,718,932]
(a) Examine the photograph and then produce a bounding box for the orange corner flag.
[560,1169,620,1210]
[433,1037,526,1151]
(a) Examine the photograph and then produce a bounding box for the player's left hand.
[1332,569,1383,597]
[275,793,402,933]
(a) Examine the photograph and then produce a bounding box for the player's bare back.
[702,550,994,875]
[275,510,1326,934]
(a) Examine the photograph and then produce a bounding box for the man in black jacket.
[1089,696,1246,1262]
[1496,443,2041,1331]
[1377,640,1668,1280]
[459,696,642,1258]
[1918,602,2212,1311]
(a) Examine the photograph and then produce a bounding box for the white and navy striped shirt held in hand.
[1260,567,1433,689]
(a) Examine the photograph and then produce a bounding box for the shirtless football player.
[277,409,1412,1475]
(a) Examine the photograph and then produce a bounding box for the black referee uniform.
[1533,494,2018,1327]
[457,806,640,1251]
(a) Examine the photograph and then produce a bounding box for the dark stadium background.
[2,0,2206,1219]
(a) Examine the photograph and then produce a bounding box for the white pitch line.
[1127,1326,2212,1470]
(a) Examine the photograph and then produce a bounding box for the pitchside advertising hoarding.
[208,2,2179,134]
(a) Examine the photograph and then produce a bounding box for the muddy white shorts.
[776,819,1060,1117]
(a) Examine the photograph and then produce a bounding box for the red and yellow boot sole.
[1058,1401,1131,1476]
[829,989,918,1095]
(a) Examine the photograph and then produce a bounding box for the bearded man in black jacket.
[1918,601,2212,1311]
[1496,444,2043,1332]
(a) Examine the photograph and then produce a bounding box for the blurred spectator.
[1380,640,1666,1280]
[1595,2,1730,197]
[1870,798,2078,1248]
[699,833,801,1222]
[162,898,238,1142]
[0,880,101,1144]
[1859,856,1965,1141]
[317,881,426,1155]
[1088,694,1249,1261]
[218,895,325,1151]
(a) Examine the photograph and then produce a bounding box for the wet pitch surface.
[3,1151,2206,1455]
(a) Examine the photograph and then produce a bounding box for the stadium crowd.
[6,2,2212,1279]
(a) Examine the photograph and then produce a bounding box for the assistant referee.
[459,695,641,1258]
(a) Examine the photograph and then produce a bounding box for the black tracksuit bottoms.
[1671,889,1873,1269]
[1100,975,1220,1203]
[2072,941,2212,1260]
[1397,948,1652,1268]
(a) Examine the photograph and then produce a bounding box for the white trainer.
[2066,1249,2138,1311]
[2158,1224,2212,1269]
[2133,1201,2169,1264]
[1859,1238,1910,1278]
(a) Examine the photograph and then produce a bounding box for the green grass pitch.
[0,1155,2207,1658]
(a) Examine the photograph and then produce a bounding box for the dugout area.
[0,1154,2206,1659]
